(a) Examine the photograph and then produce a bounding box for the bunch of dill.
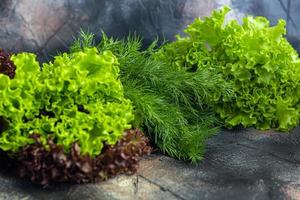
[69,31,232,162]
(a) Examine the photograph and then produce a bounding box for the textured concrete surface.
[1,0,300,61]
[0,0,217,61]
[0,127,299,200]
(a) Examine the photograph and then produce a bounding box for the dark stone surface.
[1,0,300,62]
[0,127,299,200]
[0,0,217,61]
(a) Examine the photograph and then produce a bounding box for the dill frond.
[69,32,231,162]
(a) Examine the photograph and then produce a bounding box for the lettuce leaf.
[157,7,300,131]
[0,48,133,156]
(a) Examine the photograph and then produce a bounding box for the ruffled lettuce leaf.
[0,48,133,156]
[157,7,300,131]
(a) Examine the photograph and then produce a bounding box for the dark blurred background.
[0,0,299,61]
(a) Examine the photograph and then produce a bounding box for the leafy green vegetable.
[0,48,133,157]
[70,32,232,162]
[16,128,151,186]
[0,49,16,79]
[0,53,43,151]
[157,7,300,131]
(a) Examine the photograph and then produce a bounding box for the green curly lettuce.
[157,7,300,131]
[0,53,43,151]
[0,48,133,156]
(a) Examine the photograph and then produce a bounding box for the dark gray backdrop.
[0,0,299,60]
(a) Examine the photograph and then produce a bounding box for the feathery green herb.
[70,32,232,162]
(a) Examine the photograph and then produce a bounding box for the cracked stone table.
[0,127,299,200]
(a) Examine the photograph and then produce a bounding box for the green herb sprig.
[70,31,232,162]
